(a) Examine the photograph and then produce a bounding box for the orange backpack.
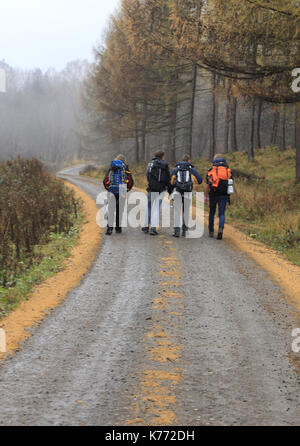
[208,164,231,193]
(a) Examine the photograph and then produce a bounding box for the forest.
[83,0,300,181]
[0,59,88,167]
[0,1,300,180]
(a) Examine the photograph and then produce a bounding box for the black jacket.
[146,158,170,193]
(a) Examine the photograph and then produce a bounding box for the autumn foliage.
[84,0,300,179]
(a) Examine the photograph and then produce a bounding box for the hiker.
[103,154,134,235]
[142,150,170,236]
[205,154,233,240]
[170,154,202,238]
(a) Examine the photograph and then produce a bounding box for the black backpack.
[175,165,193,193]
[147,159,169,192]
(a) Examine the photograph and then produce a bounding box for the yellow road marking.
[126,239,185,426]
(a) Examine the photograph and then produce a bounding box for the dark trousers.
[108,193,122,229]
[209,195,228,232]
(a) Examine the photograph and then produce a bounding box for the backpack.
[108,160,127,194]
[147,159,169,192]
[175,165,193,193]
[208,160,231,195]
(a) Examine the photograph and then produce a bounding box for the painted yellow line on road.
[126,239,185,426]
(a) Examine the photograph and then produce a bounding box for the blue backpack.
[109,160,127,194]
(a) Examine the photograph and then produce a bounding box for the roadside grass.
[81,165,106,179]
[83,146,300,266]
[0,158,84,319]
[220,147,300,266]
[0,207,83,319]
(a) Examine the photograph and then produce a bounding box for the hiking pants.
[209,195,228,232]
[173,191,193,229]
[144,191,165,229]
[108,193,125,229]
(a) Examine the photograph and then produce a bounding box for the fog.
[0,0,120,167]
[0,60,90,166]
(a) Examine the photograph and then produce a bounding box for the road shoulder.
[224,224,300,313]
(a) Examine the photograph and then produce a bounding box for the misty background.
[0,1,298,168]
[0,0,119,166]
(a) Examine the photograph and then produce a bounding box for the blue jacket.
[103,162,134,194]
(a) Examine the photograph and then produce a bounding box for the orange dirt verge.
[224,224,300,313]
[197,206,300,313]
[0,182,102,361]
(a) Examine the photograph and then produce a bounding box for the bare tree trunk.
[280,104,287,152]
[140,100,148,161]
[167,100,177,163]
[224,81,231,153]
[231,97,238,152]
[271,110,280,146]
[256,98,263,149]
[187,64,197,158]
[296,106,300,183]
[296,137,300,183]
[209,72,217,160]
[135,127,140,163]
[294,104,298,150]
[249,98,256,162]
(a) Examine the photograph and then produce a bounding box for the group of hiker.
[103,150,233,239]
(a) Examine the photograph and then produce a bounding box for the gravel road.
[0,166,299,426]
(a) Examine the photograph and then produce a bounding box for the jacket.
[146,158,170,193]
[170,162,202,192]
[103,163,134,194]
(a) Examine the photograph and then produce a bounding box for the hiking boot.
[115,227,122,234]
[182,226,188,237]
[106,227,113,236]
[150,227,158,236]
[173,228,180,238]
[142,227,149,234]
[217,229,223,240]
[209,231,214,238]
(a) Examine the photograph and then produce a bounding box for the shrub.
[0,158,78,287]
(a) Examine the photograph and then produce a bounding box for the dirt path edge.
[224,223,300,313]
[193,202,300,313]
[0,182,102,361]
